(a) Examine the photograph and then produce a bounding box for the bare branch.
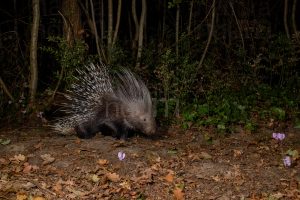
[0,77,15,102]
[197,0,215,71]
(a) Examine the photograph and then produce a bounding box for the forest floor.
[0,123,299,200]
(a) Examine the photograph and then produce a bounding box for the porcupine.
[53,63,156,139]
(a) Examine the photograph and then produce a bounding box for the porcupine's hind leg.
[75,121,100,139]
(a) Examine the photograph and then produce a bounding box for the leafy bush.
[41,36,93,89]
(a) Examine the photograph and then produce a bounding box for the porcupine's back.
[53,63,113,135]
[54,63,156,139]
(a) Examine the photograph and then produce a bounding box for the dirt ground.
[0,124,299,200]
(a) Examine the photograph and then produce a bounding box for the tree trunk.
[132,0,139,53]
[29,0,40,107]
[100,0,104,42]
[90,0,106,63]
[292,0,298,38]
[284,0,290,38]
[107,0,113,62]
[188,0,193,35]
[112,0,122,46]
[61,0,82,45]
[175,4,180,57]
[197,0,215,71]
[135,0,146,69]
[161,0,166,44]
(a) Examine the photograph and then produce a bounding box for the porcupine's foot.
[75,123,97,139]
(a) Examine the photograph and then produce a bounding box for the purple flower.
[283,156,291,167]
[272,133,285,141]
[118,151,125,161]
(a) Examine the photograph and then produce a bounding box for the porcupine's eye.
[143,118,146,121]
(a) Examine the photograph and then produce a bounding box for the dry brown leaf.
[23,162,32,173]
[16,193,27,200]
[165,172,174,183]
[0,158,9,165]
[233,149,243,157]
[211,175,221,182]
[53,181,63,194]
[199,152,212,159]
[40,154,55,165]
[75,139,81,144]
[98,159,109,166]
[91,174,100,182]
[33,197,46,200]
[120,180,131,190]
[22,182,35,190]
[173,188,184,200]
[106,172,120,182]
[34,142,43,149]
[11,154,26,163]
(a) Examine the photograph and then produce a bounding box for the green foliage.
[168,0,182,8]
[179,82,299,132]
[41,36,92,89]
[154,49,198,102]
[152,32,299,132]
[109,44,133,68]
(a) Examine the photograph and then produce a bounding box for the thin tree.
[29,0,40,107]
[90,0,106,63]
[187,0,193,35]
[175,3,180,57]
[197,0,215,70]
[132,0,139,52]
[284,0,290,38]
[62,0,82,43]
[292,0,298,40]
[107,0,113,61]
[135,0,146,69]
[112,0,122,46]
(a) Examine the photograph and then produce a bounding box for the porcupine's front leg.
[117,124,128,140]
[99,121,128,140]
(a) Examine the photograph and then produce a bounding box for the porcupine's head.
[114,68,156,135]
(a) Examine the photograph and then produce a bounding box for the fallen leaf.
[40,154,55,165]
[22,182,35,190]
[199,152,212,159]
[165,172,174,183]
[120,180,131,190]
[98,159,109,166]
[75,139,81,144]
[33,197,46,200]
[16,193,27,200]
[23,162,32,173]
[233,149,243,157]
[12,154,26,163]
[106,172,120,182]
[0,138,11,145]
[91,174,100,182]
[53,181,63,194]
[0,158,9,165]
[173,187,184,200]
[34,142,43,149]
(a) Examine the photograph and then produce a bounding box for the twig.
[0,77,15,102]
[30,180,57,196]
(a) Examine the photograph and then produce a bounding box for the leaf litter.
[0,126,299,199]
